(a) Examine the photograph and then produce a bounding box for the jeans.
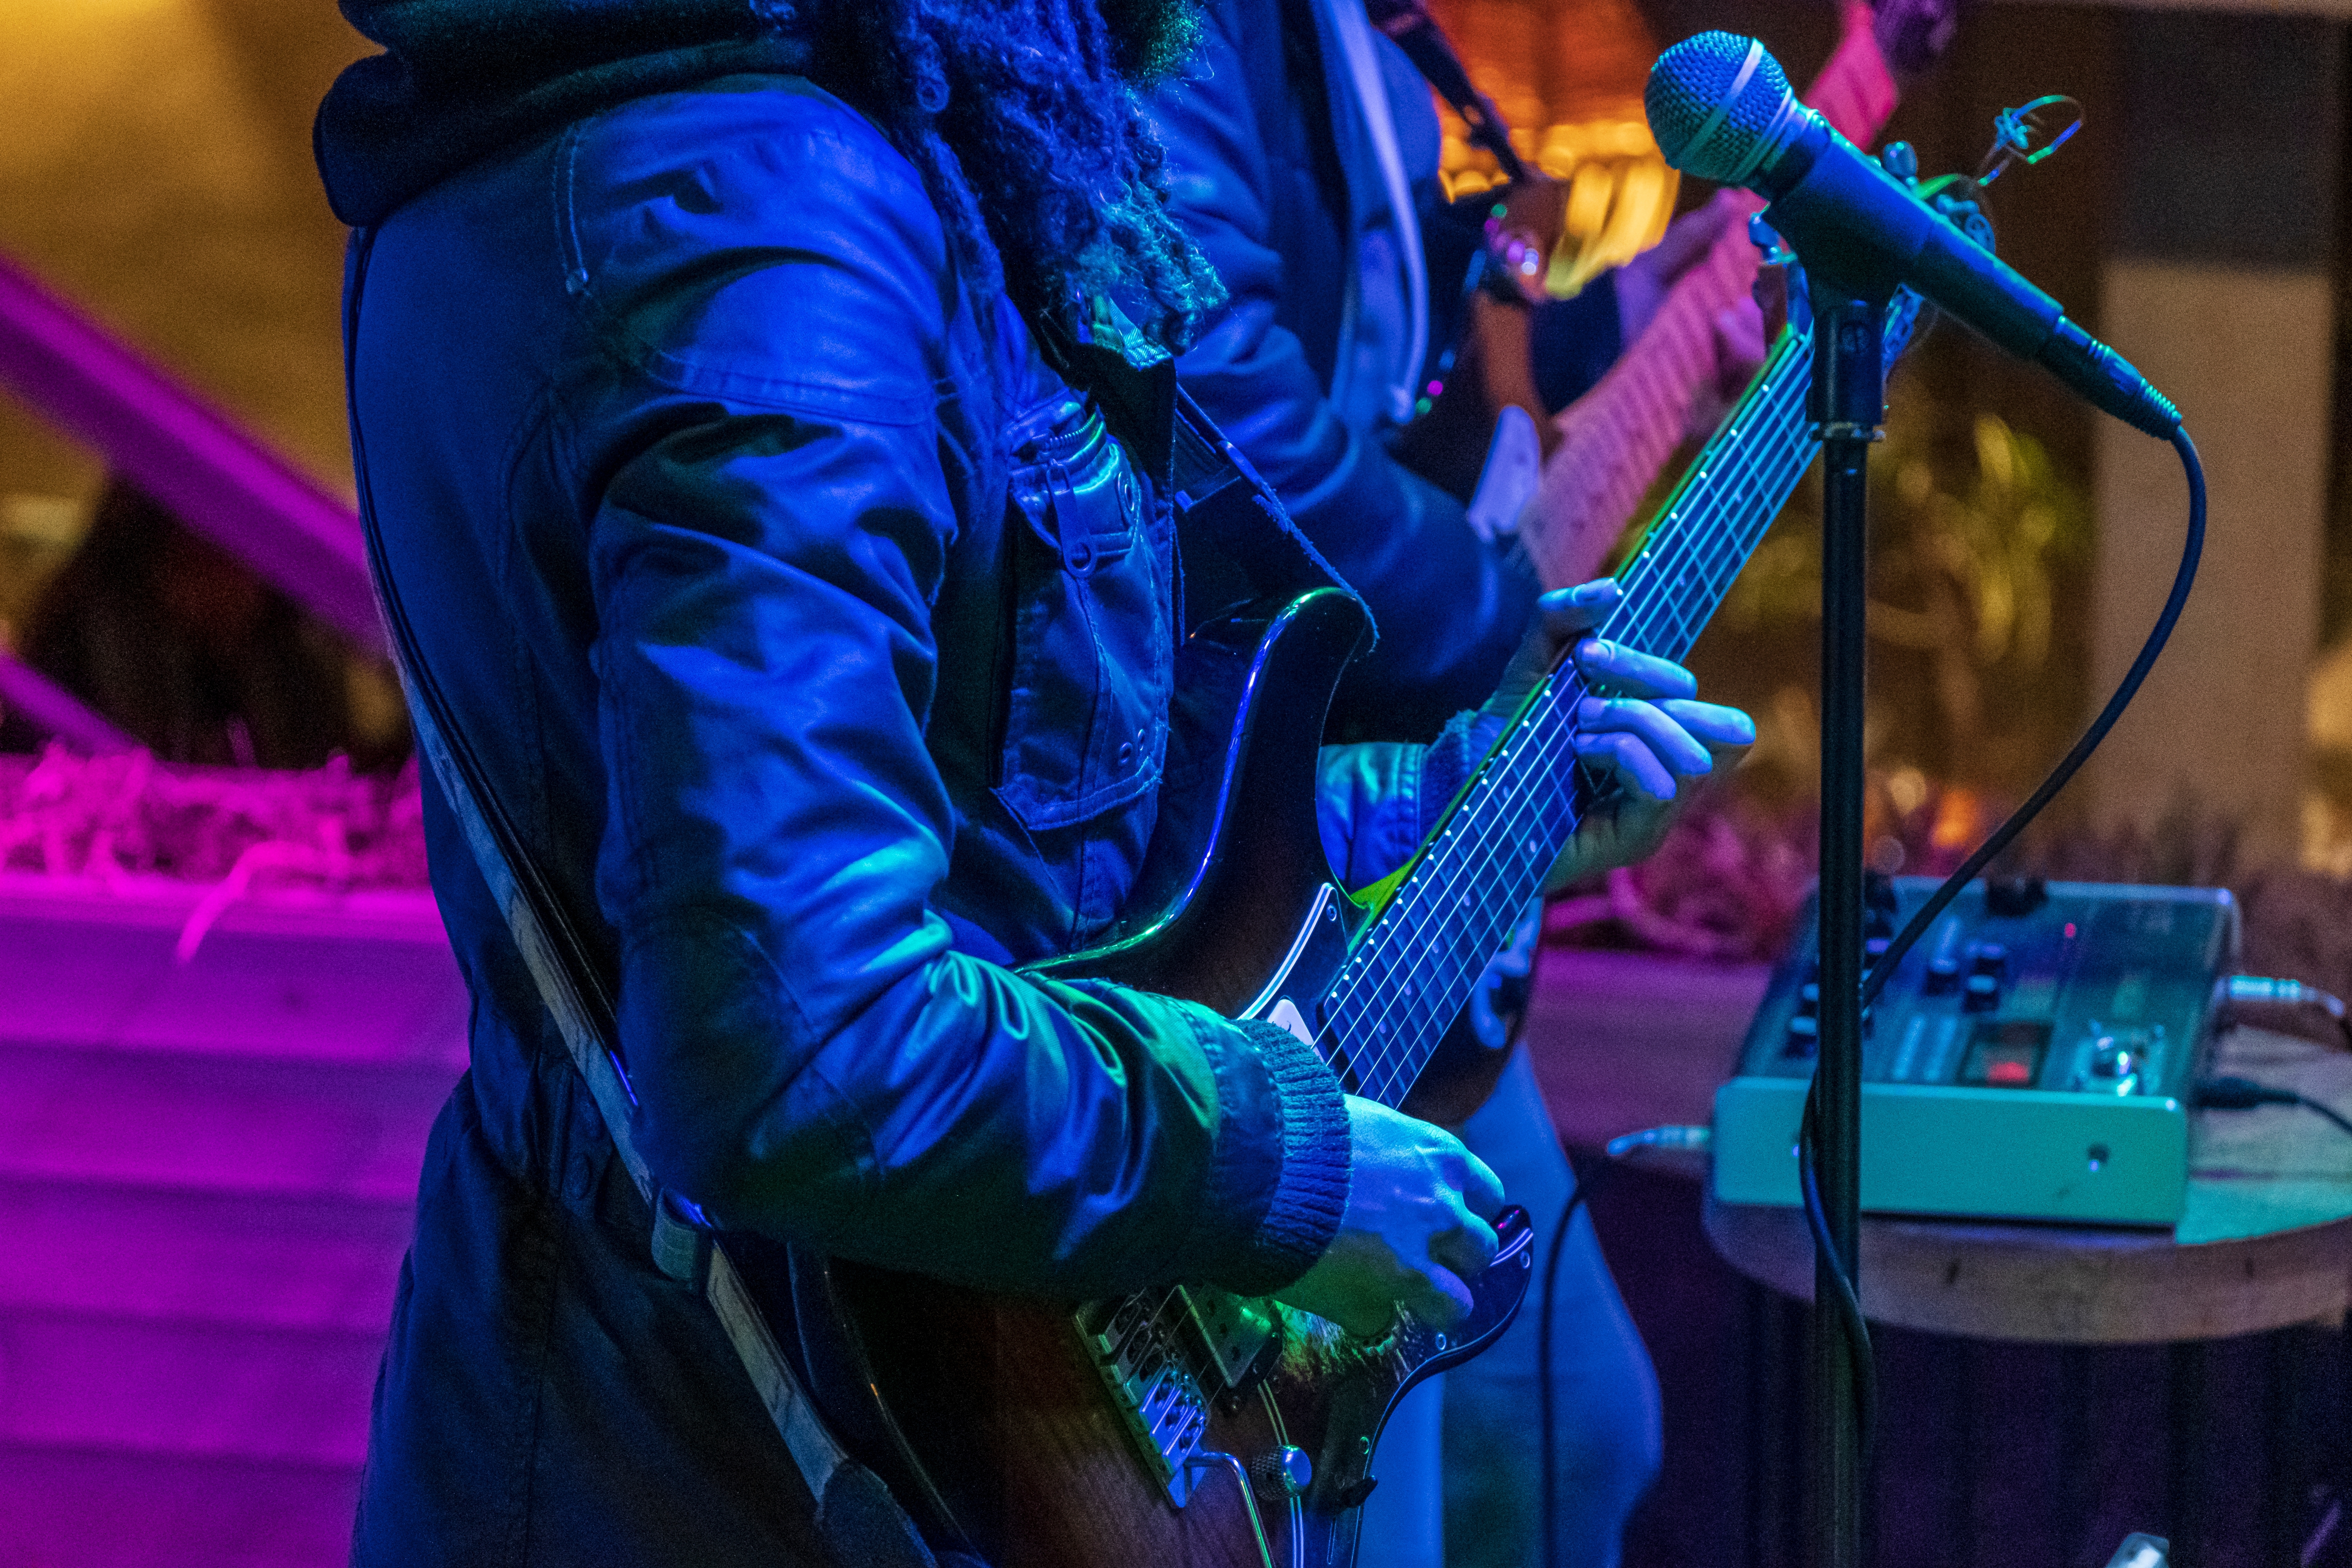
[1356,1047,1662,1568]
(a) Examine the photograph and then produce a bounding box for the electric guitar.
[768,252,1938,1560]
[761,7,1967,1560]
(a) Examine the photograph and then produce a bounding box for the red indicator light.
[2064,922,2077,939]
[1987,1060,2033,1086]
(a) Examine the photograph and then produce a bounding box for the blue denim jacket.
[339,74,1489,1565]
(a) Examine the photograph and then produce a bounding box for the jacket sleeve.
[566,85,1347,1301]
[1152,1,1537,725]
[1315,709,1504,892]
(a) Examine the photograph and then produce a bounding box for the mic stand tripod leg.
[1809,280,1887,1568]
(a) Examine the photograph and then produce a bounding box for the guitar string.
[1327,52,1891,1105]
[1327,346,1818,1102]
[1105,315,1829,1369]
[1332,367,1817,1102]
[1331,354,1813,1074]
[1338,413,1811,1106]
[1541,236,1749,584]
[1331,368,1814,1101]
[1338,621,1755,1093]
[1112,1281,1227,1428]
[1335,372,1819,1091]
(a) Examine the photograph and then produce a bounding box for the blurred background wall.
[0,0,368,635]
[3,0,2350,878]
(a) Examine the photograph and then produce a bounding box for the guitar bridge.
[1180,1285,1279,1391]
[1076,1292,1214,1504]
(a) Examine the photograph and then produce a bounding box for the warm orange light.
[1930,788,1987,853]
[1422,0,1677,296]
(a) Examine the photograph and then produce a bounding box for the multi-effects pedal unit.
[1712,878,2239,1227]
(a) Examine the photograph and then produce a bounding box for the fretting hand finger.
[1616,191,1746,342]
[1652,697,1757,753]
[1571,636,1699,702]
[1534,579,1621,643]
[1572,729,1682,801]
[1575,695,1716,781]
[1488,579,1622,720]
[1714,298,1769,393]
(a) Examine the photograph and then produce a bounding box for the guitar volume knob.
[1250,1445,1314,1500]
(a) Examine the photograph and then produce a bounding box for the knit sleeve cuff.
[1181,1014,1352,1296]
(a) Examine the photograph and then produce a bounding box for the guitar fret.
[1324,31,1905,1105]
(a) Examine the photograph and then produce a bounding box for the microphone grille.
[1645,32,1795,181]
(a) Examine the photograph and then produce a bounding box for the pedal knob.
[1250,1446,1314,1501]
[1924,957,1960,995]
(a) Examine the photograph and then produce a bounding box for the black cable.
[1546,414,2201,1568]
[2196,1075,2352,1141]
[1787,426,2203,1493]
[1797,1088,1878,1463]
[1860,427,2207,1009]
[1538,1152,1615,1568]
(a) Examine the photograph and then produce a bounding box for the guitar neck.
[1517,0,1896,593]
[1521,218,1763,591]
[1323,325,1818,1107]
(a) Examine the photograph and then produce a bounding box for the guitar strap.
[343,225,964,1568]
[1363,0,1529,183]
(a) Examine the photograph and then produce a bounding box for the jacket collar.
[315,0,807,226]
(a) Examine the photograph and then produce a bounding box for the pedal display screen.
[1960,1021,2051,1088]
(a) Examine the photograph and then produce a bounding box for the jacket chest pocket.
[995,393,1175,831]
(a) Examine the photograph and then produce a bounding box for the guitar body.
[808,1241,1528,1568]
[783,588,1536,1567]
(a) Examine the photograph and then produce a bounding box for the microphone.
[1645,33,2180,438]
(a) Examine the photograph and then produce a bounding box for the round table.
[1704,1025,2352,1344]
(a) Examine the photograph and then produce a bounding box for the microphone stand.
[1807,274,1891,1568]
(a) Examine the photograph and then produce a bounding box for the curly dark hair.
[792,0,1225,351]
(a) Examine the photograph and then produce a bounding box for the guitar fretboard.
[1326,323,1819,1108]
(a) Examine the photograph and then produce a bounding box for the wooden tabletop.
[1703,1027,2352,1344]
[1522,952,2352,1345]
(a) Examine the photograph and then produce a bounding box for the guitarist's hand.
[1275,1097,1504,1338]
[1689,296,1771,443]
[1485,580,1755,889]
